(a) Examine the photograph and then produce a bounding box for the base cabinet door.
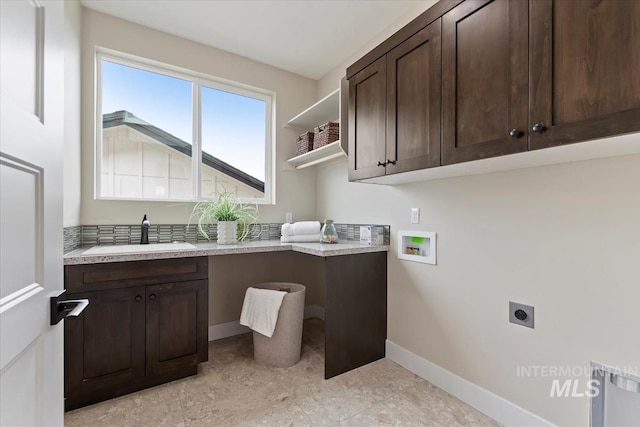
[146,280,208,376]
[442,0,529,165]
[65,287,146,408]
[529,0,640,149]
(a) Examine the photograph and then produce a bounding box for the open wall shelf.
[286,140,345,170]
[287,89,339,130]
[286,85,347,170]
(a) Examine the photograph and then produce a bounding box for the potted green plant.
[190,191,260,245]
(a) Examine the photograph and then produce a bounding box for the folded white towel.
[281,221,321,236]
[294,221,321,235]
[281,223,293,236]
[240,287,287,337]
[280,233,321,243]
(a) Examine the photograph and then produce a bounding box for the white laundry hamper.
[250,282,306,368]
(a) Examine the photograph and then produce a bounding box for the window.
[96,51,273,203]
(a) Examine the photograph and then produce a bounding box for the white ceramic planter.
[217,221,238,245]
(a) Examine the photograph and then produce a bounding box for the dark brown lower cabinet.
[64,287,146,407]
[146,281,208,376]
[64,257,208,410]
[64,252,387,406]
[324,252,387,379]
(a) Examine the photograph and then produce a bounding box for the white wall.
[316,153,640,426]
[63,0,82,227]
[317,1,438,99]
[80,8,318,224]
[316,3,640,426]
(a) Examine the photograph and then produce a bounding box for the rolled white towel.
[280,233,322,243]
[281,221,321,237]
[281,223,293,236]
[293,221,321,235]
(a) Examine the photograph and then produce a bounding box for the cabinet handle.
[135,295,142,302]
[386,159,397,165]
[509,129,523,138]
[532,122,546,133]
[377,161,386,167]
[149,294,156,301]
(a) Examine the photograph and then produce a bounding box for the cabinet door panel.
[146,280,208,375]
[325,252,387,379]
[348,56,386,180]
[65,287,145,397]
[386,20,442,174]
[442,0,528,164]
[530,0,640,149]
[158,289,197,361]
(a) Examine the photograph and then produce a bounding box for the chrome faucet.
[141,214,150,244]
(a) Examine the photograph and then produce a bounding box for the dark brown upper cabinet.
[529,0,640,150]
[349,56,387,181]
[349,21,442,180]
[387,21,442,175]
[442,0,528,165]
[347,0,639,182]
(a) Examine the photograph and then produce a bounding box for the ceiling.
[80,0,424,80]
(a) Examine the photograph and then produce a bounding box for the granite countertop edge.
[63,241,390,265]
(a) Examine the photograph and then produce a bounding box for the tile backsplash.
[63,226,82,253]
[63,223,390,253]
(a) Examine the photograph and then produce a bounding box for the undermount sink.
[82,242,196,255]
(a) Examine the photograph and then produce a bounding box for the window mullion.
[95,53,103,199]
[192,81,202,199]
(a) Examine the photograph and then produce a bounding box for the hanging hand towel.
[240,287,287,337]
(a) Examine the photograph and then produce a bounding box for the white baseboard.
[386,340,554,427]
[208,304,326,341]
[208,321,250,341]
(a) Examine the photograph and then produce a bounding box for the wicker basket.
[295,131,314,156]
[313,121,339,149]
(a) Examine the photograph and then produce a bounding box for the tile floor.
[65,319,500,426]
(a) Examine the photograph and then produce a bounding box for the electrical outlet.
[509,301,534,328]
[411,208,420,224]
[285,212,293,223]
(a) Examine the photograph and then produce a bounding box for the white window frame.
[95,48,275,204]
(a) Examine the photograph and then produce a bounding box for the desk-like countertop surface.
[64,240,389,265]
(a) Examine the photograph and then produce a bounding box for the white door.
[1,0,65,425]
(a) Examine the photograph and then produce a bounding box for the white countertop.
[63,240,389,265]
